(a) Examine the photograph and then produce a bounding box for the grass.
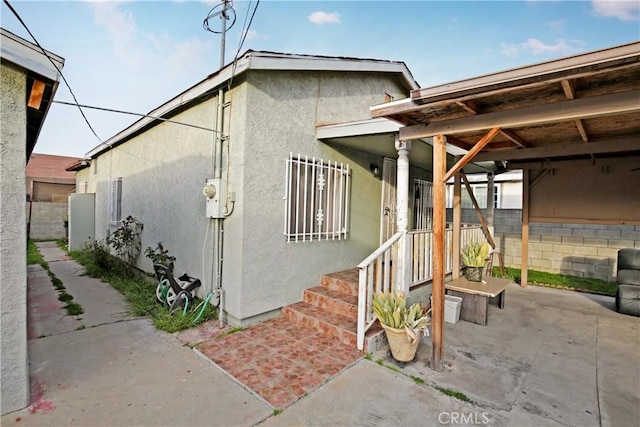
[494,267,616,296]
[435,386,472,403]
[68,247,217,333]
[27,239,46,266]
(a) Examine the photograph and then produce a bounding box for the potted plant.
[372,291,431,362]
[461,241,490,282]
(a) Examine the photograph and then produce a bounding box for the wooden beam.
[457,100,531,149]
[561,79,590,143]
[575,120,589,142]
[28,79,46,109]
[399,89,640,140]
[500,129,529,148]
[443,127,500,182]
[521,170,530,288]
[452,167,462,279]
[474,137,640,162]
[431,134,447,371]
[507,154,640,170]
[461,172,496,249]
[446,135,474,151]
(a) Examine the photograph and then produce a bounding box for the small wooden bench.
[445,276,513,326]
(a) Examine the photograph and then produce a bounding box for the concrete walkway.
[2,242,272,426]
[2,242,638,426]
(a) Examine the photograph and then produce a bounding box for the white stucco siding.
[227,70,397,320]
[0,63,30,414]
[88,100,217,289]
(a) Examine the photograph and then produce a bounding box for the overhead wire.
[3,0,103,143]
[227,0,260,91]
[52,101,220,133]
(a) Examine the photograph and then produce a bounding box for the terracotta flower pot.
[381,324,420,362]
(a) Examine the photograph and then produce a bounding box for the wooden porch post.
[396,136,411,294]
[452,163,462,280]
[521,169,530,287]
[431,134,447,371]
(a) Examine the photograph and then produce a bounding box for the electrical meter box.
[203,178,227,218]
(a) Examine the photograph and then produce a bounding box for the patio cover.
[371,41,640,369]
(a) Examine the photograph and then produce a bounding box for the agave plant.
[461,241,490,267]
[372,291,431,345]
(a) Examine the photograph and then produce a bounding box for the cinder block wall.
[28,202,68,240]
[451,208,640,282]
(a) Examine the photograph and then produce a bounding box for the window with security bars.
[413,179,433,230]
[284,153,350,242]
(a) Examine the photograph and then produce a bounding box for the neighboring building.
[26,153,80,239]
[1,28,63,415]
[448,169,639,282]
[75,50,426,326]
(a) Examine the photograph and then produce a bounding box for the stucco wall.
[83,68,413,325]
[226,70,410,322]
[1,63,30,414]
[28,202,68,240]
[89,100,215,286]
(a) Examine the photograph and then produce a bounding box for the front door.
[380,157,397,244]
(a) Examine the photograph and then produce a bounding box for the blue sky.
[2,0,639,158]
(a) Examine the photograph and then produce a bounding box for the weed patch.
[411,375,425,385]
[68,248,216,333]
[64,301,84,316]
[27,240,45,266]
[436,386,472,403]
[58,292,74,303]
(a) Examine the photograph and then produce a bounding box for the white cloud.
[244,29,259,41]
[308,11,341,25]
[500,38,584,58]
[547,19,566,30]
[592,0,639,21]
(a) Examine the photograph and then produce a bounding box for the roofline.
[410,41,640,103]
[86,50,419,158]
[371,41,640,117]
[1,28,64,82]
[65,159,90,172]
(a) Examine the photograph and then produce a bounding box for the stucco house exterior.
[1,28,63,415]
[74,50,437,326]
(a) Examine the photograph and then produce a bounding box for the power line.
[52,100,220,133]
[3,0,103,143]
[227,0,260,90]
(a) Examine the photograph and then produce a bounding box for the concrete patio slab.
[372,283,640,427]
[260,358,509,426]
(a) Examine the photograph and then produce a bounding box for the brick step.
[303,286,358,320]
[321,268,359,296]
[282,301,383,352]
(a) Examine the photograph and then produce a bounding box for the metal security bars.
[284,153,350,242]
[413,179,433,231]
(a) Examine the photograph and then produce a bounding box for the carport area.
[378,283,640,426]
[371,41,640,370]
